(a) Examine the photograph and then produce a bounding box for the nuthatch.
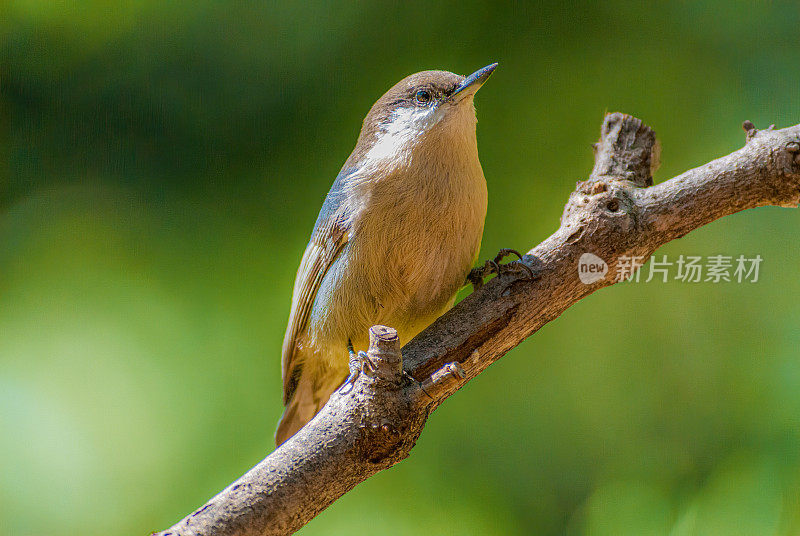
[276,63,526,445]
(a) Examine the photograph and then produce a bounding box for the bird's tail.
[275,366,345,446]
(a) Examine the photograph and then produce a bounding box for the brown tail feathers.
[275,367,345,446]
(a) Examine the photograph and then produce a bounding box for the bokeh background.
[2,1,800,534]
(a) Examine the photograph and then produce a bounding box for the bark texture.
[154,114,800,536]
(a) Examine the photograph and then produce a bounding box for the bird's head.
[351,64,497,166]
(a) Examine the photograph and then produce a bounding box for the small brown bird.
[277,64,514,445]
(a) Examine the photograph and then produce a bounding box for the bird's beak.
[452,62,498,101]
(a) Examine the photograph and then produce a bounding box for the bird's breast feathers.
[303,158,487,360]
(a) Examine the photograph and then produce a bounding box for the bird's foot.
[339,368,359,394]
[467,248,535,291]
[339,342,360,394]
[339,344,377,394]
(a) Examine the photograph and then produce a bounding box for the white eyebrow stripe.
[364,105,442,163]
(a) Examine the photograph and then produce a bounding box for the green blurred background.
[2,1,799,534]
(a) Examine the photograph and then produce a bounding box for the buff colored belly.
[306,194,484,369]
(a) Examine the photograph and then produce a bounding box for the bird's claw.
[493,248,535,280]
[467,248,534,291]
[339,349,376,394]
[339,369,359,394]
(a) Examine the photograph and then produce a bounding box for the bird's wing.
[281,169,353,404]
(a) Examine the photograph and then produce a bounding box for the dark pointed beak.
[452,62,498,100]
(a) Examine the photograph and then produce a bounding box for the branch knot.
[366,325,402,384]
[591,112,660,187]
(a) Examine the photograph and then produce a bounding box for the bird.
[276,63,524,445]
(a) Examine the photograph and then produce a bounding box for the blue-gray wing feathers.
[280,168,354,403]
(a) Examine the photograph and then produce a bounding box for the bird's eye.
[414,90,431,104]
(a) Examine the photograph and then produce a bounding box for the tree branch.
[153,114,800,536]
